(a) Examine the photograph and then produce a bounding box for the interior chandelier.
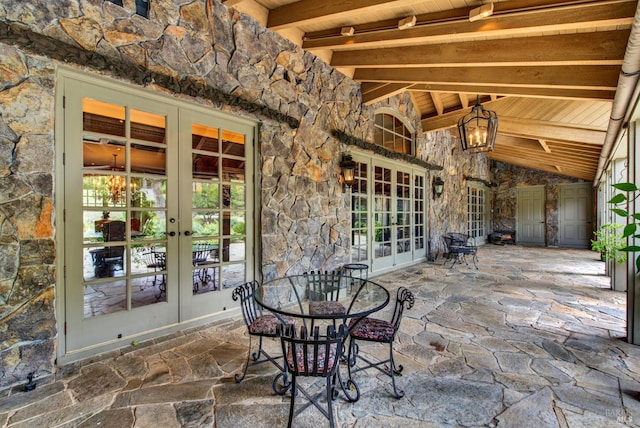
[457,96,498,153]
[107,154,126,204]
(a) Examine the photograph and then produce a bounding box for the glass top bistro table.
[255,274,390,401]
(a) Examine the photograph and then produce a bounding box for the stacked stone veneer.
[491,161,588,246]
[0,0,489,390]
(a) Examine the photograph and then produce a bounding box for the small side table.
[342,263,369,292]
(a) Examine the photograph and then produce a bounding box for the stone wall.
[491,161,588,246]
[0,0,488,390]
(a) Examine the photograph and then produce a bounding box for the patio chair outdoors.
[232,280,295,390]
[279,323,347,428]
[304,270,346,317]
[347,287,415,398]
[92,220,126,277]
[192,243,218,292]
[442,232,478,269]
[139,248,166,298]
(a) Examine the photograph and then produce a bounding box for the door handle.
[168,231,176,237]
[184,231,192,236]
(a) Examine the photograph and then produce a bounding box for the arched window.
[374,110,415,156]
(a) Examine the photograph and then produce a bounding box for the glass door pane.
[351,161,369,263]
[81,100,170,317]
[180,110,253,321]
[373,166,393,270]
[65,76,179,354]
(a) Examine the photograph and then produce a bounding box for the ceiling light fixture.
[457,96,498,153]
[469,3,494,22]
[397,15,417,30]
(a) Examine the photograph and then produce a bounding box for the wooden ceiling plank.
[497,117,606,145]
[409,83,615,101]
[331,30,629,68]
[492,147,600,166]
[267,0,402,30]
[353,65,620,90]
[488,154,594,180]
[302,0,636,50]
[362,82,412,104]
[424,114,606,145]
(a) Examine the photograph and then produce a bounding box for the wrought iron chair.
[347,287,415,398]
[192,243,218,292]
[304,270,346,318]
[442,232,478,269]
[232,280,295,392]
[140,248,166,297]
[92,220,126,277]
[279,324,347,428]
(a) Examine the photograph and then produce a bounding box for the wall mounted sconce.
[340,154,356,192]
[432,176,444,199]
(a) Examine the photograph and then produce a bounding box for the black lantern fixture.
[340,154,356,191]
[457,96,498,153]
[432,176,444,199]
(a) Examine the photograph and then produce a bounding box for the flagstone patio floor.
[1,245,639,427]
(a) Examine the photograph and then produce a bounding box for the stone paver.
[1,245,640,427]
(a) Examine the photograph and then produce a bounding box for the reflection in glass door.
[65,79,179,353]
[180,110,253,321]
[373,166,393,270]
[82,100,171,314]
[363,159,426,273]
[62,73,255,355]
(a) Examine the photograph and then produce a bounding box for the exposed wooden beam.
[538,139,551,153]
[410,83,615,101]
[361,82,410,104]
[303,0,636,51]
[353,65,620,90]
[267,0,403,30]
[459,93,469,109]
[497,117,606,145]
[431,92,444,115]
[488,153,594,180]
[331,30,629,68]
[424,114,606,145]
[493,145,599,167]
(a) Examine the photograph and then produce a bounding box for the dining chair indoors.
[346,286,415,398]
[279,324,347,428]
[232,280,295,390]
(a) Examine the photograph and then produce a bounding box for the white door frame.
[55,68,258,363]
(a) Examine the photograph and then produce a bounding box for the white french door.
[60,72,255,355]
[353,156,425,273]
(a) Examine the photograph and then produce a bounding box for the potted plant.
[610,182,640,270]
[591,223,626,263]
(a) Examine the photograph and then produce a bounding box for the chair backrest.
[304,270,342,301]
[442,235,455,253]
[390,287,415,333]
[279,324,347,377]
[104,220,126,242]
[232,280,262,327]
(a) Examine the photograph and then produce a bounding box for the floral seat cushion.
[248,314,294,336]
[286,342,339,374]
[349,317,395,342]
[308,301,346,316]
